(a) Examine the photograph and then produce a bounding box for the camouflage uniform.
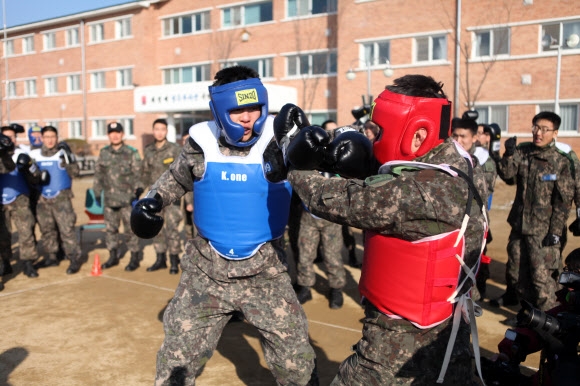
[289,138,488,385]
[142,141,182,255]
[297,205,345,290]
[0,149,15,281]
[182,191,196,239]
[150,133,316,386]
[31,145,81,261]
[93,143,142,254]
[497,140,574,311]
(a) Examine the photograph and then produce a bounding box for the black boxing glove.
[0,133,14,156]
[273,104,311,157]
[130,190,164,239]
[504,136,517,157]
[542,233,560,247]
[285,125,330,170]
[322,131,374,179]
[16,153,37,174]
[57,141,75,164]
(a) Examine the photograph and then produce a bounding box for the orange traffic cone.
[91,254,102,276]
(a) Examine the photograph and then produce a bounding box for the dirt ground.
[1,176,579,385]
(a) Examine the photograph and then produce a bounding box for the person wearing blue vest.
[131,66,317,385]
[29,126,83,275]
[0,132,16,291]
[0,124,49,279]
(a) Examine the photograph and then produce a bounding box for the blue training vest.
[0,148,30,204]
[190,118,292,260]
[30,148,71,199]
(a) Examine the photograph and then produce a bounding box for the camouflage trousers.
[153,203,182,255]
[155,251,316,385]
[297,213,345,289]
[331,303,476,386]
[37,194,81,259]
[507,230,561,311]
[104,205,139,252]
[0,195,38,261]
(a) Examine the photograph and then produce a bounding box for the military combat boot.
[147,253,167,272]
[66,255,83,275]
[0,258,12,276]
[169,254,180,275]
[296,285,312,304]
[101,249,119,269]
[23,260,39,278]
[329,288,344,309]
[125,251,141,272]
[35,253,59,269]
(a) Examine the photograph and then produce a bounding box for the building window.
[163,11,210,36]
[288,0,337,17]
[45,77,58,95]
[69,120,82,138]
[119,118,134,136]
[46,121,59,130]
[66,28,79,46]
[90,23,104,43]
[24,79,37,96]
[474,28,510,57]
[43,32,56,50]
[6,81,16,97]
[67,75,81,92]
[539,104,579,132]
[362,41,390,66]
[115,18,132,39]
[163,64,211,84]
[222,1,273,27]
[92,119,107,137]
[22,36,35,53]
[4,39,15,56]
[287,51,337,76]
[117,68,133,88]
[223,58,273,78]
[415,34,447,62]
[542,20,580,51]
[474,105,508,132]
[91,72,106,90]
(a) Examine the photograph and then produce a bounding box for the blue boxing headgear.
[208,78,268,147]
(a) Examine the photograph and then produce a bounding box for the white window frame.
[163,64,211,84]
[414,34,447,62]
[115,18,132,39]
[116,68,133,88]
[162,11,211,37]
[24,79,37,96]
[66,28,80,47]
[287,0,338,18]
[222,57,273,78]
[44,77,58,95]
[541,20,580,52]
[361,41,391,67]
[473,27,510,58]
[43,32,57,51]
[119,118,134,137]
[474,105,508,132]
[69,120,82,138]
[4,39,15,56]
[6,81,16,97]
[22,36,35,54]
[91,72,106,90]
[67,74,81,93]
[222,1,273,28]
[286,50,337,77]
[92,119,107,138]
[538,103,579,133]
[90,23,104,43]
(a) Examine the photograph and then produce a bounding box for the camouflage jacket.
[35,145,80,203]
[94,143,142,208]
[141,140,181,188]
[497,140,574,236]
[150,129,289,281]
[289,138,488,277]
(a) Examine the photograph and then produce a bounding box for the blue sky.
[1,0,132,27]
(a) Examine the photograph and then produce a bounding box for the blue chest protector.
[30,149,71,199]
[190,117,292,260]
[0,149,30,204]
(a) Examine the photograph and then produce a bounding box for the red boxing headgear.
[371,89,452,165]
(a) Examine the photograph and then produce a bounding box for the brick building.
[1,0,579,154]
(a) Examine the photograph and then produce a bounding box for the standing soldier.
[93,122,144,271]
[0,132,16,291]
[0,124,49,278]
[29,126,83,274]
[141,118,182,274]
[492,111,574,311]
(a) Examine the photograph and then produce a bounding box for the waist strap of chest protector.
[436,161,489,385]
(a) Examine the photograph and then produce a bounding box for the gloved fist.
[57,141,75,164]
[16,153,36,174]
[0,133,15,156]
[569,209,580,236]
[542,233,560,247]
[286,125,330,170]
[273,104,310,152]
[504,136,517,157]
[322,130,374,179]
[131,191,164,239]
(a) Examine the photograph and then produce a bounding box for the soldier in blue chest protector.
[131,66,317,386]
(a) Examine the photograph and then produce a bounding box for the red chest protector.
[360,229,465,329]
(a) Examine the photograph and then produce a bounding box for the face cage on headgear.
[208,78,269,147]
[370,89,452,165]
